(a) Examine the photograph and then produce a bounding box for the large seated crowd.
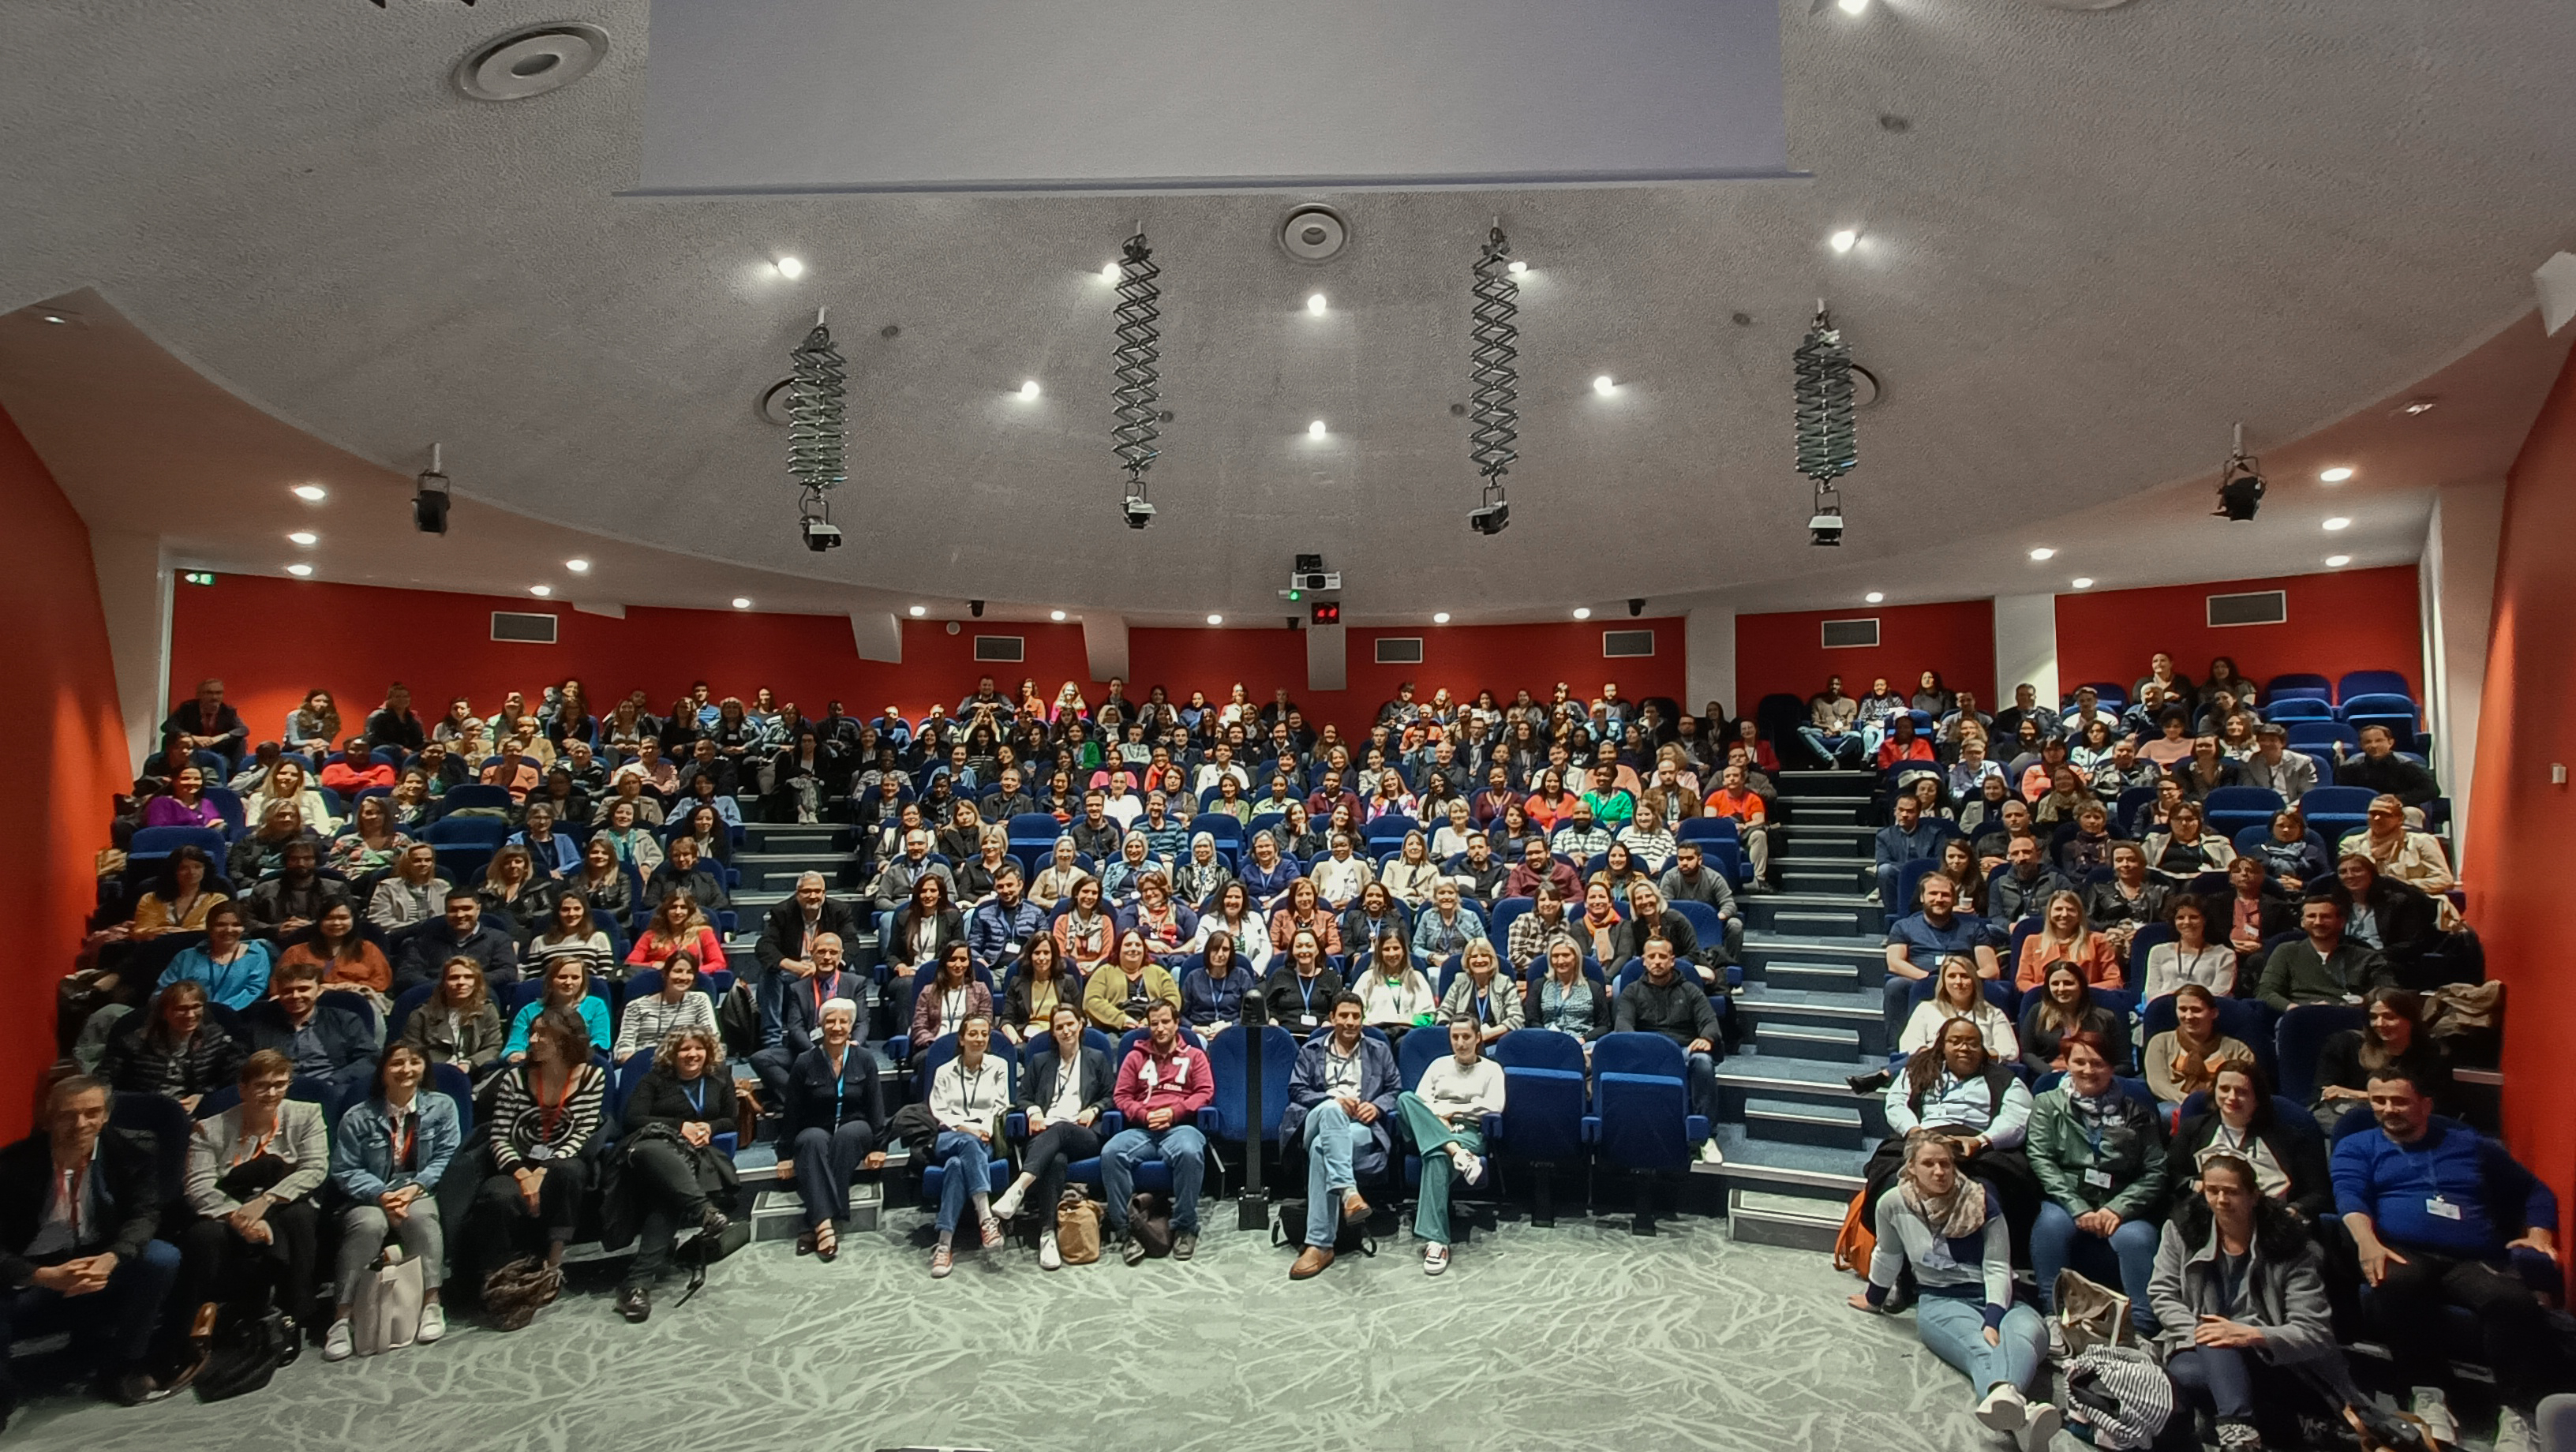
[7,656,2552,1450]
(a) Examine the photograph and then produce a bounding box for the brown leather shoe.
[1290,1246,1335,1280]
[1342,1191,1371,1222]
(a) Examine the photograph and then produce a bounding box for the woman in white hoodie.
[1397,1018,1505,1274]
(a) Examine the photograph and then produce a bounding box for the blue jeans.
[1683,1050,1719,1142]
[0,1238,181,1409]
[1301,1102,1375,1247]
[1101,1124,1207,1233]
[1915,1294,2046,1401]
[1796,727,1864,769]
[1874,861,1904,909]
[2031,1201,2162,1335]
[1882,971,1923,1040]
[933,1130,993,1233]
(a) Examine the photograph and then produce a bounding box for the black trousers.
[622,1139,721,1289]
[178,1200,318,1322]
[1021,1122,1105,1218]
[2372,1248,2563,1409]
[467,1156,593,1282]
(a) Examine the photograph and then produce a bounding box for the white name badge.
[2427,1197,2462,1221]
[1301,1014,1319,1028]
[2082,1168,2114,1190]
[526,1144,554,1162]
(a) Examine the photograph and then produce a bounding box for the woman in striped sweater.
[467,1007,608,1308]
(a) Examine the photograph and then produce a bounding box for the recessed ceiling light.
[1432,612,1451,624]
[1050,610,1067,622]
[774,256,805,279]
[1572,607,1592,620]
[732,597,752,610]
[2323,517,2351,531]
[286,531,316,546]
[2027,547,2056,560]
[1507,260,1529,276]
[39,313,66,325]
[1592,376,1616,395]
[1100,261,1121,283]
[1306,294,1327,315]
[1837,0,1869,13]
[2325,555,2352,567]
[529,585,552,597]
[2071,577,2095,589]
[1308,420,1327,437]
[2399,399,2438,416]
[2320,466,2355,482]
[908,604,927,617]
[455,22,609,103]
[284,563,314,577]
[1206,613,1224,626]
[564,558,590,573]
[291,485,328,502]
[1829,228,1859,253]
[1863,591,1885,604]
[1018,380,1041,399]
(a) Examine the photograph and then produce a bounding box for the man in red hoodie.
[1101,1001,1213,1263]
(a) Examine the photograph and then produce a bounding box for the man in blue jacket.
[965,867,1044,972]
[1873,794,1950,911]
[1283,994,1400,1281]
[2334,1067,2562,1449]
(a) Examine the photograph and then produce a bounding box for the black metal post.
[1236,1001,1269,1230]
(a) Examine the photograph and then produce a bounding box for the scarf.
[1898,1161,1987,1241]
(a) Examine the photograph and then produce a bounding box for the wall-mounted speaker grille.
[973,635,1027,662]
[490,611,559,644]
[1374,637,1425,664]
[2205,590,2287,627]
[1820,618,1879,649]
[1602,629,1657,658]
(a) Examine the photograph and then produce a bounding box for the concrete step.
[1785,799,1866,826]
[1725,1185,1852,1251]
[1735,986,1887,1058]
[1773,769,1878,799]
[1777,824,1874,859]
[1754,1020,1863,1062]
[1739,934,1887,988]
[743,825,844,854]
[1746,894,1882,937]
[1742,1095,1868,1151]
[1702,1126,1867,1216]
[1777,856,1872,895]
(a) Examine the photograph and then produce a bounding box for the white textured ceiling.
[2,0,2572,625]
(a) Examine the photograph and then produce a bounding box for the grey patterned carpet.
[8,1214,2042,1452]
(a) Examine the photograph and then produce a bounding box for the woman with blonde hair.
[1899,956,2019,1061]
[2013,890,2121,991]
[611,1025,744,1321]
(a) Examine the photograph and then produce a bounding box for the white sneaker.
[1456,1151,1486,1186]
[1038,1231,1062,1271]
[1697,1139,1726,1166]
[2410,1387,2457,1446]
[2496,1404,2537,1452]
[2017,1401,2061,1452]
[416,1304,445,1343]
[321,1319,354,1362]
[1975,1383,2029,1434]
[1423,1244,1450,1276]
[992,1181,1027,1220]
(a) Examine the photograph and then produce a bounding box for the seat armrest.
[1580,1114,1601,1144]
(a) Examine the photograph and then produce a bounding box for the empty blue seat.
[2283,720,2360,754]
[2201,786,2285,840]
[2335,671,2411,704]
[129,825,227,860]
[1204,1024,1295,1148]
[2266,673,2331,703]
[2261,698,2334,721]
[2297,785,2376,839]
[421,815,507,847]
[2271,1003,2367,1104]
[1584,1033,1707,1234]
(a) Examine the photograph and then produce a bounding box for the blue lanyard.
[1298,976,1320,1013]
[1473,990,1491,1024]
[682,1078,707,1116]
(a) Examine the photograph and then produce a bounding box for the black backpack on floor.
[1272,1199,1375,1257]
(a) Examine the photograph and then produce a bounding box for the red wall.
[2466,349,2576,1231]
[1735,599,1997,712]
[0,408,131,1138]
[2055,567,2421,699]
[168,579,1684,745]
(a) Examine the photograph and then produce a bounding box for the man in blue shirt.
[2334,1068,2561,1446]
[1879,875,1999,1041]
[1872,794,1951,910]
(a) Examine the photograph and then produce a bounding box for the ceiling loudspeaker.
[2537,252,2576,337]
[454,24,610,103]
[1279,205,1350,264]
